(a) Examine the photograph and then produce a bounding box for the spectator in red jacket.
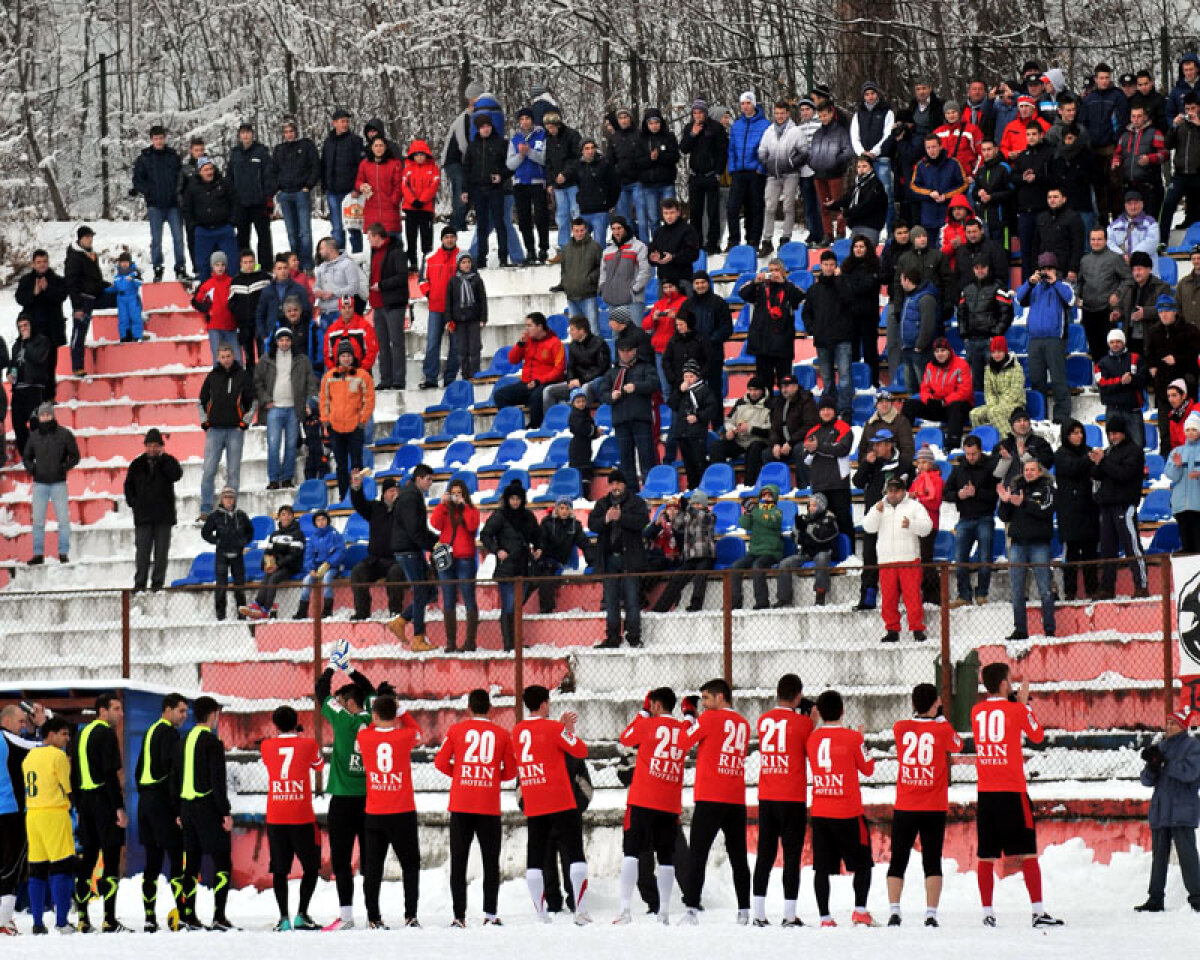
[493,312,566,429]
[428,475,480,652]
[999,97,1051,157]
[192,250,238,364]
[355,136,403,234]
[420,228,461,389]
[901,336,973,448]
[934,103,984,178]
[909,445,945,601]
[323,294,380,375]
[401,139,441,270]
[641,277,688,393]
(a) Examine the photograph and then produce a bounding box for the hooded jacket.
[757,116,805,178]
[313,252,367,315]
[802,272,853,347]
[890,281,939,352]
[1167,53,1200,123]
[675,504,717,560]
[303,519,347,573]
[192,272,236,333]
[201,502,254,556]
[796,496,842,555]
[319,363,375,433]
[739,485,784,559]
[934,119,984,176]
[401,140,441,210]
[977,352,1027,432]
[23,419,80,484]
[672,377,720,439]
[1091,431,1144,507]
[919,351,973,404]
[727,105,769,174]
[1053,420,1100,542]
[355,149,403,233]
[606,115,643,186]
[446,257,489,325]
[1167,435,1200,515]
[598,231,651,306]
[861,493,932,563]
[323,313,379,372]
[429,495,480,561]
[744,278,804,358]
[804,417,853,492]
[637,109,680,186]
[539,510,589,566]
[938,194,976,264]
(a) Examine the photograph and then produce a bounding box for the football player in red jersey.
[752,673,814,927]
[680,678,751,925]
[808,689,876,927]
[356,694,423,929]
[971,662,1063,928]
[887,683,962,927]
[512,684,591,924]
[434,688,516,927]
[614,687,687,925]
[260,705,325,931]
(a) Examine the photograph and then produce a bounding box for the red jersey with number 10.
[756,707,814,802]
[357,713,422,815]
[971,697,1043,793]
[512,716,589,817]
[684,708,749,805]
[434,717,516,816]
[619,714,687,813]
[892,716,963,812]
[261,734,325,824]
[808,725,874,818]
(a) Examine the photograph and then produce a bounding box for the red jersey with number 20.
[892,717,963,812]
[434,717,516,816]
[513,716,589,817]
[756,707,814,802]
[261,734,325,824]
[619,714,687,813]
[357,714,422,815]
[808,725,874,818]
[971,697,1043,793]
[684,708,749,805]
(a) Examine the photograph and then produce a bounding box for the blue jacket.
[507,126,548,185]
[1015,278,1074,339]
[256,278,311,342]
[1080,86,1130,148]
[1166,438,1200,515]
[1142,731,1200,829]
[1167,54,1200,123]
[910,153,966,230]
[303,523,346,573]
[0,732,14,815]
[107,264,143,304]
[900,283,938,350]
[992,98,1018,140]
[727,107,769,174]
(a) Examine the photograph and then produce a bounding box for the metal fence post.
[722,571,733,687]
[514,577,525,722]
[939,563,952,710]
[312,590,324,794]
[1162,553,1175,718]
[121,590,131,679]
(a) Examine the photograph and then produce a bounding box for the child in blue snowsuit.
[294,508,345,618]
[107,252,144,341]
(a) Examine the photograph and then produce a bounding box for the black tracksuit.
[135,718,184,922]
[1092,435,1147,593]
[172,725,231,925]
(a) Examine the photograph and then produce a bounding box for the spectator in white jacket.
[1106,191,1160,268]
[758,101,805,248]
[850,81,896,231]
[312,237,367,319]
[861,474,933,644]
[795,99,825,244]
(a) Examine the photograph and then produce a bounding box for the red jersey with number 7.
[971,697,1043,793]
[619,714,687,813]
[756,707,814,802]
[357,713,422,815]
[892,716,963,812]
[683,708,749,805]
[434,717,516,816]
[808,725,874,818]
[513,716,589,817]
[261,734,325,825]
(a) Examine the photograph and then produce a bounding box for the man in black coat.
[648,198,700,291]
[226,123,278,265]
[349,472,406,621]
[681,271,733,411]
[8,314,52,455]
[462,115,512,267]
[64,225,116,376]
[1034,186,1086,282]
[543,315,611,410]
[124,428,183,593]
[942,435,999,606]
[1090,415,1148,600]
[679,99,729,254]
[366,224,409,390]
[15,250,68,360]
[321,109,365,254]
[388,464,437,651]
[131,125,187,281]
[765,374,819,488]
[273,118,321,272]
[589,469,651,648]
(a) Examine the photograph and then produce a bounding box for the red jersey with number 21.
[971,697,1043,793]
[756,707,814,802]
[357,714,422,815]
[892,717,962,812]
[261,734,325,824]
[434,717,516,816]
[809,725,874,818]
[619,714,687,813]
[684,708,749,804]
[513,716,588,817]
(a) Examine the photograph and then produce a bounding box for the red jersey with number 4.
[434,717,516,816]
[357,714,422,815]
[892,717,963,812]
[971,697,1043,793]
[684,708,749,805]
[513,717,589,817]
[619,714,687,813]
[756,707,814,802]
[808,725,874,818]
[261,734,325,825]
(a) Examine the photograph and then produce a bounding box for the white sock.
[569,861,589,914]
[656,865,675,922]
[340,904,352,922]
[1032,901,1044,914]
[783,899,797,922]
[890,902,901,915]
[926,907,937,919]
[854,904,867,912]
[485,912,497,921]
[619,857,638,912]
[983,905,995,917]
[526,868,545,914]
[0,893,14,924]
[753,895,767,921]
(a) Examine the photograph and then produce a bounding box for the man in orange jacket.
[320,340,376,498]
[492,312,566,428]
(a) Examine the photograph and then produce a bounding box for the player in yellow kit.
[22,717,75,935]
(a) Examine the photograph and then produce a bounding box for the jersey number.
[25,770,37,798]
[653,725,681,759]
[518,729,534,764]
[277,746,294,779]
[720,720,747,756]
[975,709,1005,745]
[760,718,788,754]
[815,738,832,771]
[900,731,935,766]
[463,729,496,765]
[376,742,394,773]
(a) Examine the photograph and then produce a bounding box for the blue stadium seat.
[532,466,582,503]
[698,463,735,498]
[743,461,794,497]
[328,477,375,513]
[1145,453,1165,483]
[343,513,370,542]
[426,408,474,444]
[243,548,267,581]
[777,499,798,531]
[376,412,424,445]
[441,440,475,471]
[933,530,955,561]
[831,237,851,263]
[477,405,525,441]
[788,269,814,292]
[1066,354,1093,388]
[851,362,872,391]
[547,313,569,340]
[1006,325,1029,354]
[1084,423,1103,447]
[832,533,852,564]
[595,404,613,430]
[733,304,751,335]
[531,437,570,471]
[712,500,741,534]
[481,467,531,504]
[713,535,747,569]
[1066,324,1088,354]
[1168,223,1200,254]
[342,542,370,570]
[714,244,757,278]
[659,405,673,434]
[472,374,520,412]
[1144,422,1158,451]
[446,470,478,496]
[293,477,328,512]
[475,345,519,379]
[889,363,908,393]
[1024,390,1046,421]
[724,339,756,368]
[643,277,659,304]
[642,464,681,500]
[915,426,944,450]
[1140,488,1172,523]
[593,436,621,468]
[528,404,570,439]
[938,460,953,483]
[852,393,876,425]
[970,425,1000,452]
[1157,257,1179,285]
[171,552,215,587]
[725,272,759,305]
[778,241,808,272]
[945,328,965,354]
[487,437,527,469]
[692,250,708,273]
[424,379,474,414]
[379,444,423,478]
[793,364,818,391]
[1148,522,1181,554]
[250,515,273,543]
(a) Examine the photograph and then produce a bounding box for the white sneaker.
[56,925,76,935]
[737,909,750,926]
[679,909,699,926]
[574,911,593,926]
[322,917,355,931]
[657,912,670,926]
[536,912,553,925]
[612,910,632,926]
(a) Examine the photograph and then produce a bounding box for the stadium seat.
[851,362,872,391]
[1144,422,1158,451]
[424,379,474,414]
[1024,390,1046,420]
[793,364,818,391]
[485,437,527,469]
[712,500,741,534]
[343,513,370,542]
[945,328,964,355]
[642,464,682,500]
[713,535,747,569]
[692,250,708,273]
[933,530,955,561]
[531,437,570,471]
[376,412,424,446]
[733,304,751,335]
[446,470,478,496]
[474,345,519,380]
[547,313,569,340]
[777,499,798,531]
[1148,522,1181,554]
[426,408,474,444]
[725,272,758,305]
[889,363,907,393]
[1084,423,1103,448]
[476,405,525,442]
[528,403,570,439]
[643,277,659,304]
[532,466,582,503]
[788,269,814,292]
[938,460,952,483]
[593,436,621,468]
[328,476,375,513]
[830,238,851,263]
[713,244,757,278]
[1140,488,1172,523]
[778,241,808,272]
[243,548,267,581]
[472,374,521,412]
[595,404,613,431]
[1066,354,1093,388]
[852,393,876,425]
[832,533,852,564]
[378,444,423,478]
[970,425,1000,452]
[440,440,475,471]
[250,515,273,543]
[481,467,531,504]
[724,339,756,368]
[1167,222,1200,255]
[698,463,735,498]
[343,542,369,570]
[171,552,215,587]
[1157,256,1179,285]
[659,405,673,434]
[293,478,328,513]
[1066,324,1088,354]
[915,426,944,450]
[743,461,793,497]
[1145,453,1165,483]
[1005,325,1029,354]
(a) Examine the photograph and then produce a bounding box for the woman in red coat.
[401,139,442,270]
[429,476,480,650]
[355,137,403,234]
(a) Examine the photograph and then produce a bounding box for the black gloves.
[1142,743,1165,770]
[798,697,816,716]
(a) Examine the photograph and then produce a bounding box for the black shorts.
[976,791,1037,859]
[137,791,182,850]
[76,791,125,849]
[181,800,231,857]
[811,815,872,875]
[268,822,322,876]
[888,809,947,878]
[527,808,585,870]
[623,806,679,864]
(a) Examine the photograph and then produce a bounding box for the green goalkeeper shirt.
[321,695,371,796]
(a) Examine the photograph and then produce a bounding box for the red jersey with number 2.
[513,717,589,817]
[892,717,962,812]
[619,714,687,813]
[684,708,749,804]
[357,714,421,815]
[261,734,325,824]
[434,717,516,816]
[756,707,814,802]
[808,725,874,818]
[971,697,1043,793]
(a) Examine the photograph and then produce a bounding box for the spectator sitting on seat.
[651,490,716,613]
[775,492,841,608]
[765,373,819,490]
[589,469,651,648]
[1090,415,1149,600]
[348,472,406,623]
[956,258,1014,391]
[294,509,345,620]
[1146,298,1200,456]
[543,315,610,412]
[429,476,481,652]
[944,434,999,608]
[1096,328,1146,450]
[729,484,784,610]
[1054,419,1101,602]
[886,267,939,394]
[200,486,253,620]
[861,474,932,643]
[909,446,945,603]
[969,335,1025,433]
[853,428,913,611]
[642,499,684,602]
[240,504,306,620]
[711,376,772,485]
[993,405,1055,484]
[494,312,566,430]
[594,335,660,485]
[804,394,855,543]
[1167,411,1200,553]
[568,387,598,496]
[858,387,916,464]
[320,340,375,500]
[902,336,974,450]
[535,496,591,614]
[446,251,488,381]
[672,361,720,491]
[998,456,1057,640]
[323,294,379,376]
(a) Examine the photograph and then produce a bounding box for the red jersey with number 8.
[512,716,589,817]
[434,717,516,816]
[892,717,962,811]
[971,697,1043,793]
[357,715,421,815]
[261,734,325,824]
[808,725,874,818]
[756,707,814,802]
[684,708,749,805]
[619,715,688,813]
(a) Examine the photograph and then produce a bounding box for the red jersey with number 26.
[261,734,325,825]
[808,725,874,818]
[756,707,814,802]
[357,713,422,815]
[892,717,962,812]
[684,708,749,805]
[434,717,516,816]
[971,697,1043,793]
[619,714,687,813]
[513,716,589,817]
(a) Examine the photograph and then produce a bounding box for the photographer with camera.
[1136,706,1200,913]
